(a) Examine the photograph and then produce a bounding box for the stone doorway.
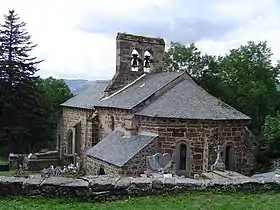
[175,141,191,176]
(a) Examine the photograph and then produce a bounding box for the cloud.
[0,0,280,80]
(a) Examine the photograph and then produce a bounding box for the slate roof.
[96,72,183,109]
[136,75,251,120]
[61,80,110,109]
[86,129,158,167]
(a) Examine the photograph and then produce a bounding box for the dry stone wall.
[1,175,280,198]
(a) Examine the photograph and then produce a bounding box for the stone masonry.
[104,33,165,95]
[137,116,255,176]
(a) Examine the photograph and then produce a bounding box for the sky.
[0,0,280,80]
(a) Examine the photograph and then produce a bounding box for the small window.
[98,167,105,175]
[110,116,115,131]
[179,144,187,170]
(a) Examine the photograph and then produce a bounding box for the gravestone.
[211,145,225,171]
[146,153,172,173]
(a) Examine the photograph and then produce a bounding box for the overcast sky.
[1,0,279,80]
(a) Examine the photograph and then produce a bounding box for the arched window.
[66,130,73,154]
[143,50,151,73]
[110,116,115,131]
[131,49,140,71]
[223,142,234,170]
[175,140,190,176]
[179,144,187,170]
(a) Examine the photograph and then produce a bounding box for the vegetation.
[0,169,16,176]
[0,10,72,156]
[0,192,280,209]
[0,156,8,162]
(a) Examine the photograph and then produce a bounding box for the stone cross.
[211,145,225,171]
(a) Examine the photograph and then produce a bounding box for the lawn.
[0,169,16,177]
[0,156,8,162]
[0,192,280,210]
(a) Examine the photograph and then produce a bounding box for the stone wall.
[86,156,121,175]
[1,175,280,198]
[96,107,131,138]
[61,107,93,161]
[137,116,255,176]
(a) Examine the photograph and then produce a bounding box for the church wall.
[95,107,132,138]
[137,116,255,176]
[61,107,93,163]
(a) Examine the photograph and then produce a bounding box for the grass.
[0,156,8,162]
[0,169,16,177]
[1,192,280,210]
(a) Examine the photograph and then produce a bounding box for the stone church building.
[59,32,255,177]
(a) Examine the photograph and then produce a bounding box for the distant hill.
[63,79,110,95]
[63,79,89,94]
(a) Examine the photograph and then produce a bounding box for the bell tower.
[104,33,165,96]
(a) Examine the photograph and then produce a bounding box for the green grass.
[0,169,16,177]
[0,156,8,162]
[1,192,280,210]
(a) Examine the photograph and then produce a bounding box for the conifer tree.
[0,10,46,154]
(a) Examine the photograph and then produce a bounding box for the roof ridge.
[100,73,147,101]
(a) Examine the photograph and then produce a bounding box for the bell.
[131,55,138,67]
[144,50,151,68]
[144,59,150,68]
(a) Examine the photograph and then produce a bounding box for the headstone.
[146,153,172,173]
[211,145,225,171]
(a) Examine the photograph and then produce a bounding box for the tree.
[0,10,44,154]
[38,77,73,151]
[39,77,73,121]
[218,41,280,133]
[0,9,42,64]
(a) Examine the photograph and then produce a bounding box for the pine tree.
[0,10,47,154]
[0,9,42,65]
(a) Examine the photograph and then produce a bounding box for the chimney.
[123,115,138,137]
[104,32,165,96]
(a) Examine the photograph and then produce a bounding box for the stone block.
[0,176,27,196]
[114,177,131,191]
[129,177,152,191]
[23,177,45,196]
[174,177,202,189]
[89,175,117,192]
[41,177,89,197]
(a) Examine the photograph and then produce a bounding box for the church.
[58,32,255,177]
